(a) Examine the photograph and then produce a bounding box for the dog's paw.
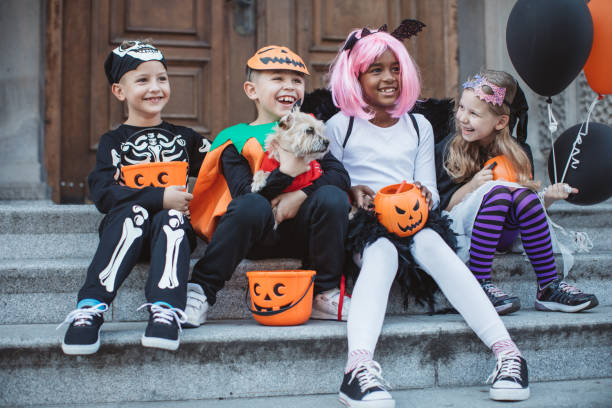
[251,170,270,193]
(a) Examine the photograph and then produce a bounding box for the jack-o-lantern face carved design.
[122,161,188,189]
[247,45,310,75]
[374,183,429,237]
[252,281,291,311]
[483,155,518,183]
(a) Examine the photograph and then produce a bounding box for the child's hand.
[277,149,311,177]
[350,185,375,210]
[270,190,307,224]
[414,181,433,209]
[162,185,192,212]
[543,183,578,208]
[469,168,494,190]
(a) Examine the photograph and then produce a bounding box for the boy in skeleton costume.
[59,40,210,354]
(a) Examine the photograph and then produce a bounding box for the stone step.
[26,378,612,408]
[2,252,610,325]
[0,199,610,236]
[1,307,610,406]
[1,224,609,260]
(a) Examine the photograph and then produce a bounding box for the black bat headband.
[342,19,426,53]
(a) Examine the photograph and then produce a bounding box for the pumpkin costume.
[188,122,351,307]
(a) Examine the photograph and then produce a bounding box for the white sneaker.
[183,283,209,328]
[311,288,350,321]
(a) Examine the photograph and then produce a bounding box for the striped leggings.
[469,185,558,286]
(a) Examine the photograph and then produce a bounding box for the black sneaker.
[139,303,187,351]
[535,279,599,312]
[488,352,530,401]
[338,361,395,407]
[480,279,521,315]
[59,303,108,355]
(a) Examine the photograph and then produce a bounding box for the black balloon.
[548,122,612,205]
[506,0,593,97]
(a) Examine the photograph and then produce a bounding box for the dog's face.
[265,111,329,162]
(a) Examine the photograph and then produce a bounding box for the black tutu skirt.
[345,208,458,310]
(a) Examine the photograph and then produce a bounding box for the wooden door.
[45,0,457,203]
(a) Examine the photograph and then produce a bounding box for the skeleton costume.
[79,122,208,309]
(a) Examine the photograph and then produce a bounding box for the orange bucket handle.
[246,275,315,317]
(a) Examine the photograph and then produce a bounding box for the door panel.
[48,0,456,202]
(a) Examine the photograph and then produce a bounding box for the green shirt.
[210,122,278,154]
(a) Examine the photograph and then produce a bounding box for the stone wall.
[0,0,48,199]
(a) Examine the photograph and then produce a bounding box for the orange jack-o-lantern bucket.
[246,270,316,326]
[122,161,188,188]
[374,181,429,237]
[483,155,517,183]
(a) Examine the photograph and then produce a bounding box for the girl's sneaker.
[58,303,109,355]
[339,361,395,407]
[139,302,187,351]
[479,279,521,315]
[535,279,599,312]
[488,351,530,401]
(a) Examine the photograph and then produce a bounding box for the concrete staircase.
[0,199,610,406]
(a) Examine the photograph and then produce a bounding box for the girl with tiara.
[326,24,529,407]
[438,69,598,315]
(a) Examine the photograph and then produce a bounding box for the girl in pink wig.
[326,23,529,407]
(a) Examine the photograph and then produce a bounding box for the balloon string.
[559,96,600,184]
[547,98,558,184]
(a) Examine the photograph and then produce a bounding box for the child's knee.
[226,193,273,226]
[310,185,350,214]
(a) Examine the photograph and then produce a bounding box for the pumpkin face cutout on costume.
[247,45,310,75]
[483,155,517,183]
[122,161,188,188]
[374,182,429,237]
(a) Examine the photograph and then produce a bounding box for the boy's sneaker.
[311,287,351,321]
[339,361,395,407]
[488,351,530,401]
[535,278,599,312]
[139,302,187,351]
[479,279,521,315]
[58,303,108,355]
[184,282,209,328]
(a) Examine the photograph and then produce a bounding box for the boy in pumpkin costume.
[58,41,210,354]
[186,45,352,327]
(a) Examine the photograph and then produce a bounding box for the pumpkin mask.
[247,45,310,75]
[483,155,517,183]
[374,182,428,237]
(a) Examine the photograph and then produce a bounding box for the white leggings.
[347,228,511,354]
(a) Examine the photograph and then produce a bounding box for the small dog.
[251,111,329,193]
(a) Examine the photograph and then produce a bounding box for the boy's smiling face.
[111,60,170,126]
[244,70,305,125]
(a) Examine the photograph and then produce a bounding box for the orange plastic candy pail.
[246,270,316,326]
[122,161,188,189]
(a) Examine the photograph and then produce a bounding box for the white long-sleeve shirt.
[326,111,440,209]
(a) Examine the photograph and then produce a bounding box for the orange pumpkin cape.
[189,123,275,241]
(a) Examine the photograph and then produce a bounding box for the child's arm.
[221,145,294,199]
[445,167,494,211]
[412,117,439,209]
[542,183,578,209]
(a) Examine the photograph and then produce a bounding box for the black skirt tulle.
[345,208,458,310]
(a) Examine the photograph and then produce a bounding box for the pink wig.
[329,29,421,120]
